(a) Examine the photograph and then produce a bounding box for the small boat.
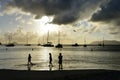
[83,44,87,47]
[24,44,31,46]
[83,39,87,47]
[98,43,102,46]
[37,44,41,46]
[42,31,54,47]
[5,43,15,47]
[5,34,15,47]
[56,44,63,48]
[55,31,63,48]
[72,43,79,47]
[42,42,54,47]
[24,34,31,46]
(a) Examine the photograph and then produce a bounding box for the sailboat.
[37,43,41,46]
[72,43,79,47]
[5,43,15,47]
[83,38,87,47]
[42,31,54,47]
[98,38,104,46]
[24,34,31,46]
[5,34,15,47]
[98,41,102,46]
[55,31,63,48]
[37,38,41,46]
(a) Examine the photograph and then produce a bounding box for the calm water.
[0,46,120,70]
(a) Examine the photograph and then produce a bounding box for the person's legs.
[59,64,60,70]
[30,59,32,65]
[60,64,62,69]
[59,64,62,70]
[28,60,30,65]
[49,62,52,71]
[61,64,63,69]
[49,61,52,66]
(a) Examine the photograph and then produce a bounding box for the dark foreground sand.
[0,69,120,80]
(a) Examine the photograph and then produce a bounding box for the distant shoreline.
[0,69,120,80]
[1,44,120,46]
[1,44,120,51]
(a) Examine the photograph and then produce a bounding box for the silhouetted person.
[28,54,32,65]
[58,53,63,70]
[49,53,53,71]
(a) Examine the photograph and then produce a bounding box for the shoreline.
[0,69,120,80]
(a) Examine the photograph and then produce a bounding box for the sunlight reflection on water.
[0,46,120,70]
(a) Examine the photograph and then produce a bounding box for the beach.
[0,69,120,80]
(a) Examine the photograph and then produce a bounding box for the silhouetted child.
[58,53,63,70]
[28,54,32,65]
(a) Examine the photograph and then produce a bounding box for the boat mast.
[58,31,60,44]
[47,30,49,43]
[103,36,104,47]
[8,35,11,44]
[84,38,86,45]
[26,33,29,44]
[43,35,44,44]
[8,33,12,44]
[84,36,87,47]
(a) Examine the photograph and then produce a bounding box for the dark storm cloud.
[90,0,120,35]
[6,0,105,25]
[91,0,120,25]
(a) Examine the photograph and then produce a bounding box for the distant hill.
[90,40,120,45]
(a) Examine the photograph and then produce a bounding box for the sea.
[0,45,120,71]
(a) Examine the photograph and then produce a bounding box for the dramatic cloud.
[91,0,120,25]
[1,0,119,42]
[5,0,105,25]
[90,0,120,36]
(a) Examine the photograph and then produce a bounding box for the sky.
[0,0,120,44]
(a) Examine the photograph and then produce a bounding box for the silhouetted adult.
[49,53,52,69]
[28,54,32,65]
[58,53,63,70]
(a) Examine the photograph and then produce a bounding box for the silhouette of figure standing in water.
[58,53,63,70]
[28,54,32,65]
[49,53,52,70]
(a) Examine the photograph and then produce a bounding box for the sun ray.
[35,16,60,35]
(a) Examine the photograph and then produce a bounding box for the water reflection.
[0,46,120,70]
[38,48,55,71]
[49,64,52,71]
[38,47,53,62]
[27,64,31,71]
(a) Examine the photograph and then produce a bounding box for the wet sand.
[0,69,120,80]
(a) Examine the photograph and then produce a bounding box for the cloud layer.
[91,0,120,27]
[6,0,104,24]
[1,0,119,41]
